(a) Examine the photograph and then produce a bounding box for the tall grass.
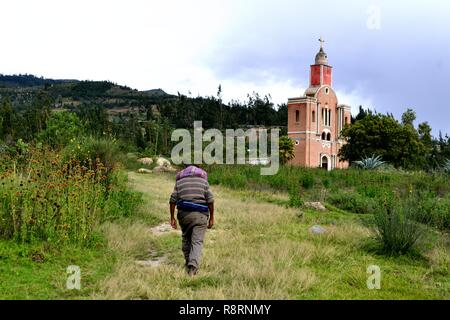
[96,172,449,299]
[374,198,423,255]
[206,165,450,231]
[62,136,125,180]
[0,145,141,245]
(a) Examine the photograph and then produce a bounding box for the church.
[287,38,351,170]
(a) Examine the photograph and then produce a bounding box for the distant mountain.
[0,74,177,114]
[142,88,171,97]
[0,74,173,97]
[0,74,77,88]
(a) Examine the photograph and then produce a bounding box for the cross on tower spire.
[318,36,325,49]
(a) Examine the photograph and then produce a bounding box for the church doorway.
[321,155,329,170]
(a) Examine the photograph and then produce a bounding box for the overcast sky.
[1,0,449,134]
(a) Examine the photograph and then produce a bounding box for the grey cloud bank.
[202,0,450,134]
[1,0,448,134]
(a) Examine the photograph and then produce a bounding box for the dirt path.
[94,172,315,299]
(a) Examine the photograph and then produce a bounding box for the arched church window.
[312,110,316,122]
[327,133,331,141]
[321,132,326,140]
[296,110,300,122]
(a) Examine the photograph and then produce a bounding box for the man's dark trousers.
[177,211,208,269]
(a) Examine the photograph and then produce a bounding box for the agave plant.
[443,159,450,173]
[353,154,386,170]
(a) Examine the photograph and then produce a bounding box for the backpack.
[176,165,208,181]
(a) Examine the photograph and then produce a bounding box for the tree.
[37,111,85,148]
[0,97,14,140]
[217,84,223,130]
[277,103,288,127]
[430,131,450,169]
[401,108,416,127]
[339,111,427,169]
[279,136,295,165]
[74,103,110,136]
[354,105,370,122]
[417,122,434,169]
[22,92,52,140]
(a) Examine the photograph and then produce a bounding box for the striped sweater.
[169,176,214,205]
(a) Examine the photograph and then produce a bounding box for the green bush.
[288,186,303,208]
[300,173,314,189]
[0,146,141,245]
[442,159,450,173]
[279,135,295,165]
[327,192,376,214]
[37,112,85,148]
[101,171,143,220]
[409,192,450,231]
[374,199,423,255]
[322,178,331,189]
[62,136,124,178]
[357,185,385,198]
[0,147,105,244]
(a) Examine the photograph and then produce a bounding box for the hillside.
[0,74,175,114]
[0,74,77,88]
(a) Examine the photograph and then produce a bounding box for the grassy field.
[95,172,449,299]
[0,240,116,299]
[207,165,450,231]
[1,170,448,299]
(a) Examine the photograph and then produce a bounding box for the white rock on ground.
[309,225,327,234]
[153,165,177,173]
[156,157,171,167]
[150,223,181,235]
[137,157,154,165]
[135,257,166,267]
[135,250,167,268]
[137,168,153,174]
[305,201,327,211]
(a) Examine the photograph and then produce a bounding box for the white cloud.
[0,0,231,89]
[335,89,374,115]
[166,65,306,106]
[1,0,449,133]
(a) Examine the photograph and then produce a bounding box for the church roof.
[305,86,321,96]
[315,47,328,65]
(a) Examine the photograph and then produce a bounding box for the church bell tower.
[287,37,351,170]
[309,37,333,87]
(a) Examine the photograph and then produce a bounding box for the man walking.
[169,165,214,276]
